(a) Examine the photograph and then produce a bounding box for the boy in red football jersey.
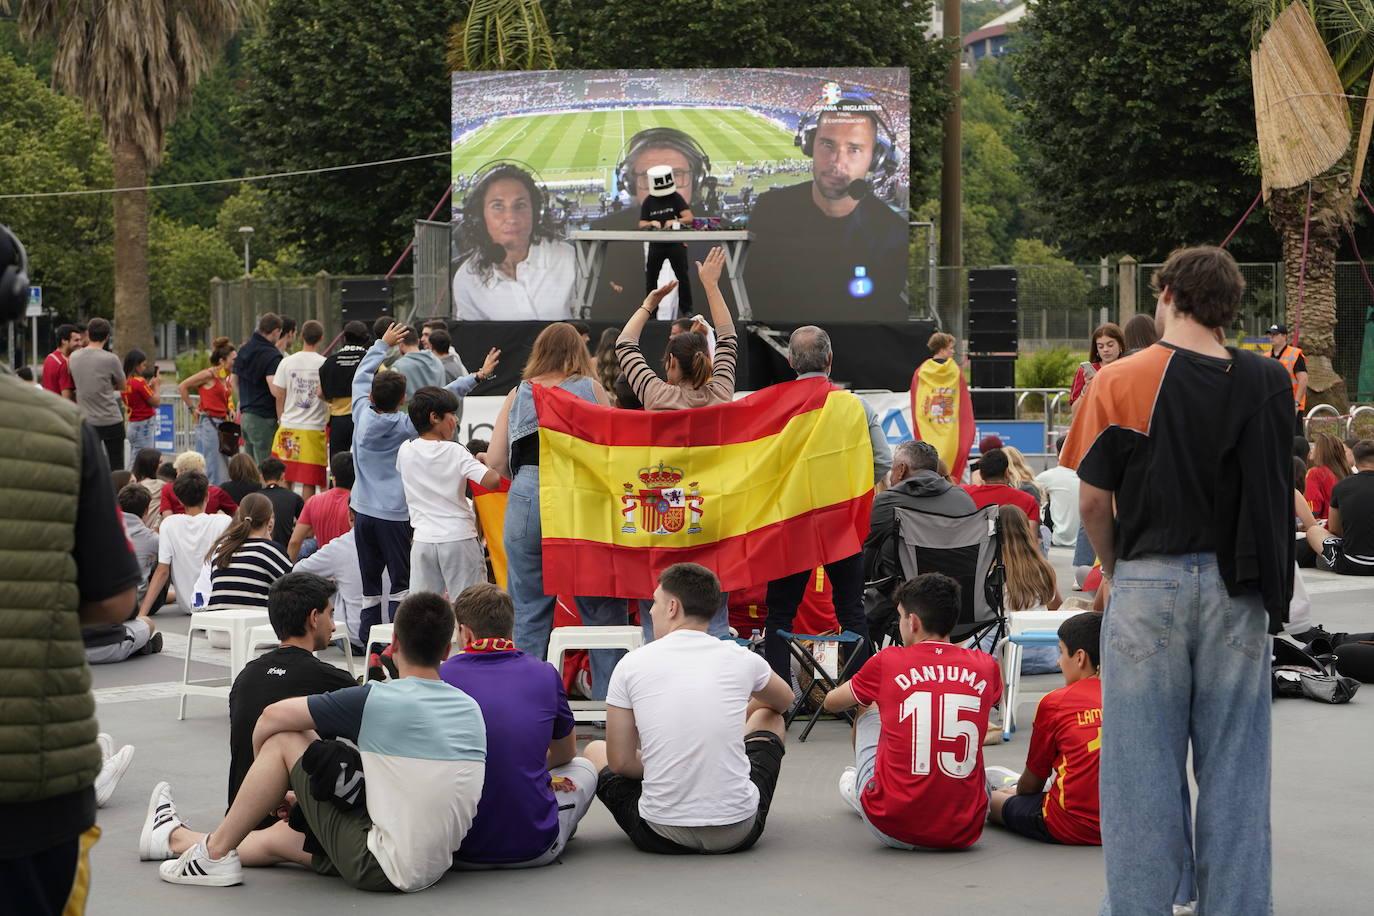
[822,573,1002,849]
[989,611,1102,845]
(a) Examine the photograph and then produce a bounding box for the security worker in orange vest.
[1268,323,1309,434]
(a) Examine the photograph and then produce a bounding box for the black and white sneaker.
[158,840,242,887]
[139,781,183,861]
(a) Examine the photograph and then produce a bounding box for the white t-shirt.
[396,438,489,542]
[158,512,232,613]
[1034,464,1082,547]
[452,239,576,321]
[270,350,327,430]
[605,629,772,826]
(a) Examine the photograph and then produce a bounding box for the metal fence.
[209,273,421,347]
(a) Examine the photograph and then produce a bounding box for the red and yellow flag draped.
[534,377,875,599]
[910,357,974,480]
[470,479,510,589]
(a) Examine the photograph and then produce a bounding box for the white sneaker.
[139,781,183,861]
[94,745,134,807]
[838,766,858,803]
[985,765,1020,793]
[158,839,242,887]
[1172,904,1197,916]
[97,733,113,763]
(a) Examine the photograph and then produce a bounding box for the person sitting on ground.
[975,505,1064,675]
[823,573,1002,850]
[82,484,166,664]
[1034,435,1082,548]
[288,452,355,562]
[964,447,1040,525]
[1304,431,1350,521]
[583,563,792,855]
[144,592,486,892]
[160,450,238,520]
[257,457,304,547]
[220,452,263,506]
[1304,438,1374,576]
[140,472,233,616]
[988,611,1103,846]
[157,460,176,483]
[111,469,133,494]
[399,387,501,599]
[132,447,166,529]
[615,248,737,411]
[1294,434,1311,471]
[226,572,357,823]
[204,493,293,611]
[863,439,976,588]
[441,584,599,868]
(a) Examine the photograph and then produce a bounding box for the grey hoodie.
[862,469,976,583]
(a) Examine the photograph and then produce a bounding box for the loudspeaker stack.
[966,269,1018,420]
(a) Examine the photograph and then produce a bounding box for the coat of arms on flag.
[621,462,704,535]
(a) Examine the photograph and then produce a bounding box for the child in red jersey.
[989,611,1103,845]
[823,573,1002,849]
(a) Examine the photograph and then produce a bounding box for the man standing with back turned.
[1060,246,1293,915]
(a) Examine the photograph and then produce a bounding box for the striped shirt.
[206,538,292,610]
[615,332,737,411]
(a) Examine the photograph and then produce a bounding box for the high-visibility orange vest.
[1275,345,1306,410]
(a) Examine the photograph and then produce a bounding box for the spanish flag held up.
[470,478,510,589]
[534,377,875,599]
[910,356,974,480]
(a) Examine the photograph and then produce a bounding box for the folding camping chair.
[778,628,870,743]
[863,503,1007,651]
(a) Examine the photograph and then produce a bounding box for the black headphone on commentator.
[615,127,712,199]
[0,224,31,323]
[460,159,554,265]
[794,96,901,181]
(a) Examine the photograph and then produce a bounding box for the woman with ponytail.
[204,492,291,611]
[615,246,737,410]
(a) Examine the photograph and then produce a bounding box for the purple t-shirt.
[439,649,575,864]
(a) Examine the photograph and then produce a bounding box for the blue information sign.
[969,420,1047,456]
[154,402,176,453]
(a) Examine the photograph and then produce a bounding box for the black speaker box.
[340,279,393,326]
[970,355,1016,418]
[968,268,1018,293]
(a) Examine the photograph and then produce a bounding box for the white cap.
[647,164,676,197]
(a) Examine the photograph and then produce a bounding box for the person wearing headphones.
[745,98,909,320]
[590,127,737,319]
[452,162,576,321]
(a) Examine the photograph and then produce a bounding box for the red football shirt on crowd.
[123,375,157,422]
[964,483,1040,525]
[849,641,1002,849]
[298,486,352,548]
[1025,675,1103,845]
[1305,465,1338,520]
[42,350,73,397]
[160,482,238,517]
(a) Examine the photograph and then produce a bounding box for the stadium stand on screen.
[450,68,912,323]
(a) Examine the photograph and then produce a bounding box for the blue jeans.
[1099,553,1270,915]
[506,466,628,700]
[1072,522,1096,567]
[127,416,158,455]
[639,594,731,644]
[195,415,229,486]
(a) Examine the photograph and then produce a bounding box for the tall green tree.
[1014,0,1268,263]
[544,0,952,208]
[149,216,239,327]
[0,51,113,320]
[235,0,463,275]
[6,1,262,357]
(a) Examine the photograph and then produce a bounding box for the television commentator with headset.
[588,126,737,320]
[744,90,910,321]
[451,160,577,321]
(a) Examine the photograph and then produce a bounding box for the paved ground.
[86,550,1372,915]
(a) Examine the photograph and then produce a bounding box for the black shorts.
[595,730,784,855]
[1317,537,1374,576]
[1000,793,1059,845]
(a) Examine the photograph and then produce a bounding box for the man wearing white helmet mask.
[638,163,695,316]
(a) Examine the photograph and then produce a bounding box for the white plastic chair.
[998,609,1082,738]
[247,624,356,680]
[178,608,271,719]
[546,626,644,724]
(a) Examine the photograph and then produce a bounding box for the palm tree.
[4,1,262,356]
[447,0,557,72]
[1252,0,1374,409]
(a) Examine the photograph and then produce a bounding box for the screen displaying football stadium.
[450,68,911,323]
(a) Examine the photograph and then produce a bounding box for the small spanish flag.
[910,357,974,479]
[470,478,510,589]
[535,377,875,599]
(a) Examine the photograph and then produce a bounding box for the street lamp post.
[239,225,254,277]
